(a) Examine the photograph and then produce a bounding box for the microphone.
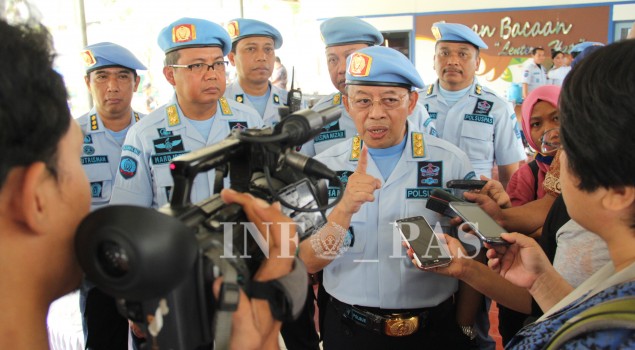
[276,105,341,145]
[283,150,337,181]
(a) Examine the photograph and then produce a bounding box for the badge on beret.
[348,53,372,77]
[81,50,96,68]
[172,24,196,43]
[227,21,239,39]
[431,26,442,40]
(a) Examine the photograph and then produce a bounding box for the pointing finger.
[355,144,369,175]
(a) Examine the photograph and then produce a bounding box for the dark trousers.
[498,304,530,345]
[322,296,470,350]
[280,281,321,350]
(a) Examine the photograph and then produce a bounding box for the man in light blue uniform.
[224,18,287,126]
[423,22,524,188]
[110,18,262,208]
[77,42,146,350]
[78,42,146,211]
[301,17,437,157]
[299,46,479,349]
[521,46,548,99]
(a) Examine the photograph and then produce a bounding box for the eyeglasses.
[168,61,229,74]
[350,94,408,111]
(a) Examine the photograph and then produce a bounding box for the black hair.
[551,50,563,60]
[531,47,544,56]
[86,65,138,80]
[560,39,635,193]
[0,19,71,189]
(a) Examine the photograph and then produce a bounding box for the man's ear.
[228,52,236,66]
[133,75,141,93]
[408,91,419,114]
[342,94,351,114]
[601,186,635,213]
[84,75,91,92]
[163,66,176,86]
[10,163,50,234]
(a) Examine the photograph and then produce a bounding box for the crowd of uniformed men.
[75,15,589,350]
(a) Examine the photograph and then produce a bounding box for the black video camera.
[75,106,342,349]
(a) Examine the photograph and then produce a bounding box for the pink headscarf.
[521,85,561,152]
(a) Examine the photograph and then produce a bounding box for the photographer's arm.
[299,146,381,273]
[220,189,297,350]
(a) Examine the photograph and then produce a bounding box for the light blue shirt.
[438,85,471,108]
[315,120,476,308]
[77,109,143,211]
[188,117,214,141]
[110,95,263,208]
[224,81,287,126]
[106,125,131,146]
[246,88,271,118]
[422,79,525,178]
[367,136,407,181]
[300,92,438,157]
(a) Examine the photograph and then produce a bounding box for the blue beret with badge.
[570,41,604,54]
[431,22,488,50]
[226,18,283,49]
[345,46,424,89]
[320,16,383,47]
[81,42,146,74]
[157,17,231,55]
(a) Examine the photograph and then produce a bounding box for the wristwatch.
[460,325,477,341]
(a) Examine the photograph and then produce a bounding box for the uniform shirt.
[301,92,438,157]
[110,95,263,208]
[522,59,548,94]
[77,109,143,211]
[547,66,571,87]
[422,79,525,178]
[315,120,476,309]
[224,81,287,127]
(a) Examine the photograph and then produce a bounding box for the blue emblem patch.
[157,128,173,137]
[418,161,443,187]
[228,121,249,131]
[328,170,352,198]
[514,122,522,139]
[473,98,494,115]
[464,171,477,180]
[84,135,93,144]
[90,182,103,198]
[83,145,95,156]
[119,156,138,179]
[153,136,184,154]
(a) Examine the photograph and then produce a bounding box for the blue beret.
[157,17,231,55]
[570,41,604,54]
[226,18,283,49]
[345,46,424,89]
[82,42,146,74]
[320,17,383,47]
[431,22,488,49]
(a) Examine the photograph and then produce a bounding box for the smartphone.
[278,179,326,241]
[446,179,488,190]
[448,202,508,245]
[396,216,452,269]
[426,189,465,217]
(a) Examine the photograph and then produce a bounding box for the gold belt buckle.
[384,314,419,337]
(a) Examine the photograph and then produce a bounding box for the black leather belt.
[329,296,454,337]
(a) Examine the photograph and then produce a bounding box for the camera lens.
[98,241,130,278]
